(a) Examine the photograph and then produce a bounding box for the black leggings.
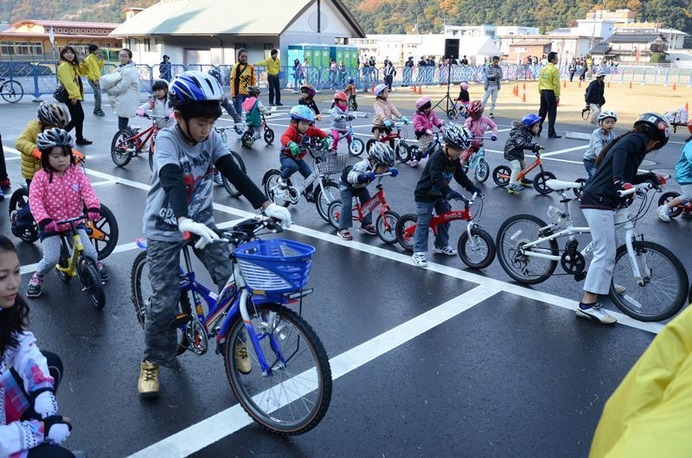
[28,444,75,458]
[65,101,85,141]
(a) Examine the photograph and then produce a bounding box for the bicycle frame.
[55,220,87,278]
[401,200,479,241]
[351,181,392,227]
[122,123,158,153]
[466,146,485,171]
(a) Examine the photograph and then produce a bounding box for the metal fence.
[0,60,689,100]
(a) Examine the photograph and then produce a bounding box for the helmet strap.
[176,121,199,146]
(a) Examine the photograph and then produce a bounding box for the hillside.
[0,0,158,23]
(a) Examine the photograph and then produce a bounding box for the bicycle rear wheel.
[314,180,339,222]
[457,226,496,269]
[221,151,247,198]
[395,213,417,252]
[496,214,558,284]
[223,303,332,435]
[85,204,119,260]
[77,257,105,309]
[9,187,38,243]
[1,80,23,103]
[657,191,683,218]
[110,129,135,167]
[130,250,190,355]
[611,241,689,322]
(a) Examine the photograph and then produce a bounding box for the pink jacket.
[464,115,498,139]
[29,165,100,231]
[372,99,402,127]
[413,110,443,136]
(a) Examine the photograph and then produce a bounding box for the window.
[0,41,14,55]
[145,38,153,52]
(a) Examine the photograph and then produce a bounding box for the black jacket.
[504,122,537,161]
[298,97,320,115]
[414,147,479,203]
[585,80,605,106]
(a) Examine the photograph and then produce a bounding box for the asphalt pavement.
[0,91,690,457]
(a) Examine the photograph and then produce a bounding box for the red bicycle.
[327,172,400,244]
[395,193,496,269]
[110,113,167,170]
[365,121,412,162]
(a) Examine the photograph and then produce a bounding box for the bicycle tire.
[457,227,496,269]
[492,165,511,187]
[262,170,290,208]
[85,204,119,261]
[8,187,38,243]
[475,159,490,183]
[110,128,135,167]
[581,106,591,121]
[657,191,683,218]
[496,214,559,284]
[314,180,339,222]
[365,139,376,153]
[573,178,588,199]
[327,200,342,230]
[56,242,72,284]
[77,257,105,309]
[349,138,365,156]
[376,210,400,244]
[533,171,556,195]
[264,128,275,145]
[221,151,247,198]
[148,150,154,172]
[396,143,412,163]
[1,80,23,103]
[395,213,417,252]
[241,133,254,148]
[223,303,332,436]
[130,250,190,355]
[611,241,689,322]
[446,108,458,120]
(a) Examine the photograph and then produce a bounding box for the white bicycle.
[496,179,689,322]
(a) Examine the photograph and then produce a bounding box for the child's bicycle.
[241,113,274,148]
[492,148,556,194]
[365,121,412,161]
[446,102,468,121]
[327,118,365,157]
[212,125,248,198]
[110,112,167,170]
[394,193,495,269]
[327,172,400,244]
[131,216,332,434]
[495,179,689,322]
[262,142,342,222]
[399,130,443,165]
[55,215,106,309]
[658,191,692,219]
[462,137,492,183]
[348,94,358,111]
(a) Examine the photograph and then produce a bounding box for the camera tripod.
[432,57,456,116]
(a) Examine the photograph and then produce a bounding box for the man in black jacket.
[585,71,606,124]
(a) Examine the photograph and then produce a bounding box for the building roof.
[508,41,552,46]
[590,43,612,54]
[10,19,119,29]
[606,33,659,43]
[110,0,365,38]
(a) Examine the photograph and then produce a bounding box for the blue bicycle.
[402,131,443,167]
[462,137,491,183]
[130,217,332,435]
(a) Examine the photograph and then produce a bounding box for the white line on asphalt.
[541,145,588,157]
[128,284,501,458]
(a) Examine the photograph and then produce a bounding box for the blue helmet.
[348,77,355,84]
[169,71,223,107]
[521,113,542,127]
[290,105,315,123]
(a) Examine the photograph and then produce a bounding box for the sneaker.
[26,273,44,298]
[0,178,10,191]
[97,261,109,283]
[507,185,523,194]
[137,360,159,397]
[433,246,457,256]
[412,252,428,268]
[337,229,353,241]
[360,224,377,235]
[277,177,288,188]
[76,138,93,146]
[234,342,252,374]
[213,171,223,185]
[276,102,284,107]
[410,159,419,168]
[657,204,671,222]
[613,284,626,295]
[576,303,617,324]
[520,178,533,186]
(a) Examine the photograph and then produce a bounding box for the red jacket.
[280,124,327,159]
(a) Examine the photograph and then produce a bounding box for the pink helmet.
[415,96,432,110]
[460,82,469,90]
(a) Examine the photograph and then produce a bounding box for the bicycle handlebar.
[616,182,653,197]
[184,217,285,247]
[142,111,169,120]
[56,215,86,225]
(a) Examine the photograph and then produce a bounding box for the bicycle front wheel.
[496,214,558,284]
[376,210,399,244]
[457,226,496,269]
[611,241,689,322]
[77,257,105,309]
[1,80,23,103]
[130,250,191,355]
[110,129,135,167]
[475,159,490,183]
[349,138,365,156]
[492,165,511,187]
[221,151,247,198]
[223,303,332,436]
[314,180,339,222]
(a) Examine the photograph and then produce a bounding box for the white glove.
[46,423,71,445]
[263,203,292,228]
[33,391,58,419]
[178,219,219,249]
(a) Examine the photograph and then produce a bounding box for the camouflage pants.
[144,237,233,367]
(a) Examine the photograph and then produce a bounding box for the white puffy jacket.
[101,61,140,118]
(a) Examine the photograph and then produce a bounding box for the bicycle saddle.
[546,179,582,192]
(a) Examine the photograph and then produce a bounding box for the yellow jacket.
[255,57,280,76]
[538,63,560,97]
[80,53,104,81]
[590,304,692,458]
[57,61,83,100]
[15,119,42,180]
[229,63,255,97]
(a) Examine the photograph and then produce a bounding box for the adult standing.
[460,55,469,66]
[292,59,304,93]
[537,51,561,138]
[159,55,171,82]
[229,48,255,116]
[81,44,105,117]
[403,56,414,87]
[254,48,282,106]
[57,46,92,145]
[585,71,607,124]
[481,55,503,118]
[328,58,337,90]
[0,134,9,201]
[338,60,346,88]
[100,48,140,131]
[568,58,577,82]
[383,61,396,91]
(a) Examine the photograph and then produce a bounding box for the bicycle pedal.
[173,313,191,328]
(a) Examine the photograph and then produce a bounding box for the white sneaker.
[576,303,617,324]
[613,284,626,295]
[410,159,419,168]
[433,246,457,256]
[412,252,428,268]
[657,204,671,222]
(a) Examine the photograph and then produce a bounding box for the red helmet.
[334,91,347,102]
[468,100,484,117]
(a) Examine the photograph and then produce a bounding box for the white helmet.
[374,84,388,97]
[597,110,617,123]
[368,142,395,167]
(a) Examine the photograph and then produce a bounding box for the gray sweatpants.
[582,208,629,295]
[37,228,97,275]
[144,237,233,367]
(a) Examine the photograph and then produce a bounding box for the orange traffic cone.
[672,83,677,90]
[578,80,581,88]
[412,84,417,92]
[607,82,610,88]
[522,92,526,103]
[371,84,375,94]
[417,86,422,94]
[629,81,632,89]
[522,82,526,90]
[562,80,566,88]
[686,102,689,112]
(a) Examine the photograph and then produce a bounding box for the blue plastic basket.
[234,239,315,293]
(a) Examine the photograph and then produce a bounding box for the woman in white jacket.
[100,48,140,131]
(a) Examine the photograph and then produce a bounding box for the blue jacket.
[674,140,692,185]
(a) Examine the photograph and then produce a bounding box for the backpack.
[341,165,353,185]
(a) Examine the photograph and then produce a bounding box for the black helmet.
[37,102,70,128]
[633,112,671,150]
[443,124,473,150]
